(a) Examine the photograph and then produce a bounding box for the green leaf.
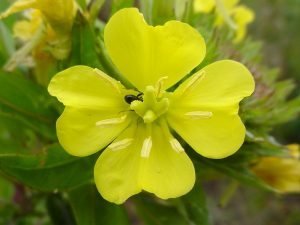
[47,194,76,225]
[179,182,210,225]
[76,0,87,10]
[0,72,54,118]
[0,21,14,65]
[68,183,130,225]
[0,144,97,191]
[0,71,56,140]
[133,179,209,225]
[134,195,188,225]
[198,157,274,192]
[68,13,103,69]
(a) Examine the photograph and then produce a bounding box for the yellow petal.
[13,20,37,41]
[167,110,246,159]
[172,60,255,114]
[48,66,127,110]
[233,6,255,25]
[194,0,215,13]
[141,123,195,199]
[13,10,43,41]
[252,157,300,193]
[35,0,76,34]
[57,107,132,156]
[94,122,141,204]
[104,8,206,91]
[167,60,254,159]
[0,0,75,35]
[94,121,195,204]
[223,0,239,9]
[232,6,255,42]
[0,0,37,19]
[286,144,300,159]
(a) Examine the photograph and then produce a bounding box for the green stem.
[89,0,106,21]
[219,180,239,208]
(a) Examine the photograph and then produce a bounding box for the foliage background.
[0,0,299,225]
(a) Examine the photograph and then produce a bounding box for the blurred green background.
[209,1,300,224]
[245,0,300,143]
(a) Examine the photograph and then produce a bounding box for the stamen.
[95,114,127,126]
[108,138,133,151]
[180,71,205,95]
[155,76,168,98]
[185,111,213,119]
[141,136,152,158]
[169,138,185,153]
[94,68,122,94]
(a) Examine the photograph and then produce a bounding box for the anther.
[108,138,133,151]
[184,111,213,119]
[169,138,185,153]
[155,76,168,98]
[180,71,205,95]
[95,114,127,126]
[141,137,152,158]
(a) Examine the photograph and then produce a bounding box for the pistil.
[130,86,169,123]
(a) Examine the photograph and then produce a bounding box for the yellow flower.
[48,8,255,204]
[1,0,76,61]
[194,0,255,42]
[0,0,76,35]
[252,145,300,193]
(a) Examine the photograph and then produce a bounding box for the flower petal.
[94,122,141,204]
[223,0,240,9]
[194,0,215,13]
[35,0,75,34]
[48,65,127,110]
[168,60,254,158]
[167,110,246,159]
[56,107,132,156]
[252,157,300,193]
[232,6,255,42]
[141,123,195,199]
[172,60,255,114]
[94,121,195,204]
[104,8,206,91]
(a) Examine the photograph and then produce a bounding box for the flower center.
[129,86,169,123]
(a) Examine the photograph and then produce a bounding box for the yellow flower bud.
[252,145,300,193]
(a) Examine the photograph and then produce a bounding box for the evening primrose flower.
[0,0,76,60]
[48,8,255,204]
[194,0,255,42]
[252,145,300,193]
[0,0,75,35]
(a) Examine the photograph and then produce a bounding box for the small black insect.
[124,93,143,104]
